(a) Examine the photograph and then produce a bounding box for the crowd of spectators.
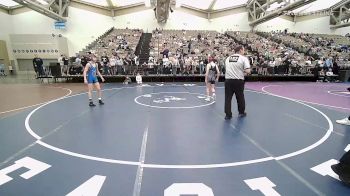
[60,28,143,76]
[143,29,240,75]
[228,30,350,77]
[229,31,315,75]
[56,28,350,79]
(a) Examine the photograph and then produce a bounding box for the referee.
[224,46,251,120]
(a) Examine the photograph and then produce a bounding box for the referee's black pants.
[225,79,245,117]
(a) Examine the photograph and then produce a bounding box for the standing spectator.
[101,53,110,75]
[197,33,202,41]
[188,40,192,53]
[325,57,333,71]
[81,55,88,68]
[163,55,170,74]
[33,55,39,77]
[63,55,69,75]
[162,44,169,58]
[333,59,339,75]
[109,55,117,75]
[224,46,251,120]
[262,60,268,75]
[33,54,44,77]
[134,55,139,69]
[284,56,291,75]
[268,58,276,75]
[124,54,132,75]
[199,58,205,75]
[219,54,226,75]
[116,56,124,75]
[58,54,64,75]
[275,56,282,74]
[75,55,81,66]
[70,55,82,75]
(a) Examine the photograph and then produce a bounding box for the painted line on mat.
[24,85,333,169]
[327,90,350,98]
[262,85,350,111]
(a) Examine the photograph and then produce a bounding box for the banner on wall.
[54,21,66,30]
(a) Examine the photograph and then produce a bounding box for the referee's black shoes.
[238,113,247,118]
[331,163,350,186]
[224,115,232,120]
[225,113,247,120]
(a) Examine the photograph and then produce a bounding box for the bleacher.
[80,28,142,60]
[227,31,315,75]
[37,28,350,83]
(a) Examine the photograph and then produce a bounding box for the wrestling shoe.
[336,118,350,126]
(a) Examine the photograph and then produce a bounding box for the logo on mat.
[153,96,186,104]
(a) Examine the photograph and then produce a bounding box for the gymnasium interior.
[0,0,350,195]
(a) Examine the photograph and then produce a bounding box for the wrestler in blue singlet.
[87,62,98,84]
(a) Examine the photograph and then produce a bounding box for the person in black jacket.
[63,55,69,75]
[33,54,44,77]
[81,55,88,68]
[101,53,110,75]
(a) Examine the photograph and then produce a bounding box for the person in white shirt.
[109,56,117,75]
[58,54,64,75]
[75,55,81,66]
[224,46,251,119]
[163,56,169,67]
[116,57,124,75]
[136,72,142,84]
[134,55,139,68]
[326,68,333,76]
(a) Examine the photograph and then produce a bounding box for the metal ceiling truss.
[247,0,317,26]
[11,0,69,21]
[330,0,350,29]
[6,0,344,29]
[176,0,246,20]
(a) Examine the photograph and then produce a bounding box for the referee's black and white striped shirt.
[225,54,250,80]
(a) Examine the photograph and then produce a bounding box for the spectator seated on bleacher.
[325,68,338,82]
[123,76,132,84]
